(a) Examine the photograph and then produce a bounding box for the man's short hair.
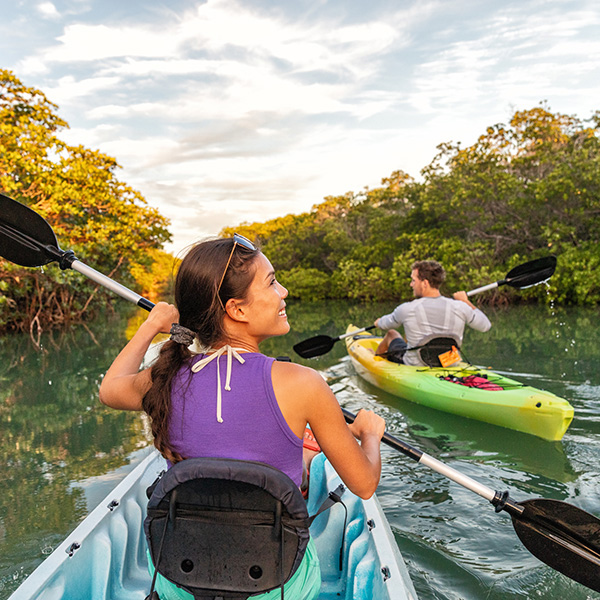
[411,260,446,289]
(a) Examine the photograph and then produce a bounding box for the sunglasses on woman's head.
[216,234,257,310]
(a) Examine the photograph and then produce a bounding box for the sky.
[1,0,600,254]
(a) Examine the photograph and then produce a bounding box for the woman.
[99,235,385,600]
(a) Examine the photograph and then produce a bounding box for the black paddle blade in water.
[505,255,557,289]
[509,498,600,592]
[344,408,600,593]
[0,193,63,267]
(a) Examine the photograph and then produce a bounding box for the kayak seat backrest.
[413,334,461,367]
[144,457,328,600]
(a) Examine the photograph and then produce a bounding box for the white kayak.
[8,448,417,600]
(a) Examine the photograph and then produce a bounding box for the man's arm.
[453,291,491,332]
[375,303,406,331]
[453,291,478,309]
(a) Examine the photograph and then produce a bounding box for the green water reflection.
[1,301,600,599]
[0,310,152,596]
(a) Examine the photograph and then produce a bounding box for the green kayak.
[345,325,574,441]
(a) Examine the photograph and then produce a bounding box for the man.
[374,260,491,366]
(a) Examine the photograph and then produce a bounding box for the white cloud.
[18,0,407,130]
[43,75,121,105]
[4,0,600,254]
[179,0,399,71]
[85,102,166,120]
[406,3,600,119]
[18,56,49,75]
[37,2,60,19]
[25,0,401,80]
[50,23,181,61]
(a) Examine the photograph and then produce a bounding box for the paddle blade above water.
[0,193,155,311]
[0,194,62,267]
[509,498,600,592]
[294,325,377,358]
[293,335,336,358]
[505,256,557,289]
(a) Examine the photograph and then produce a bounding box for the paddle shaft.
[466,281,501,297]
[71,259,155,312]
[337,325,375,340]
[341,408,503,505]
[342,408,600,592]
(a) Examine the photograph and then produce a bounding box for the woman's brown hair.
[142,237,259,463]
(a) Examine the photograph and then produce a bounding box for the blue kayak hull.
[9,449,417,600]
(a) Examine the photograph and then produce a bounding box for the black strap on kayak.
[312,485,348,571]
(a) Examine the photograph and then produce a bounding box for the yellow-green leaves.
[0,70,172,332]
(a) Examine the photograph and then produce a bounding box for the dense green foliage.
[225,105,600,305]
[0,70,173,333]
[2,66,599,334]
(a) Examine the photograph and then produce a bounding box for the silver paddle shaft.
[419,453,496,501]
[71,259,155,311]
[466,282,500,297]
[352,409,498,503]
[338,325,375,340]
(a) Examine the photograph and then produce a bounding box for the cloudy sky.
[2,0,600,253]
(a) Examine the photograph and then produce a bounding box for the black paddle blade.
[511,498,600,592]
[293,335,337,358]
[0,193,62,267]
[505,256,557,290]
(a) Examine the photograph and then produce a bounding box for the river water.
[1,301,599,599]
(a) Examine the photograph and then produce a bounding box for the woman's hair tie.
[169,323,196,346]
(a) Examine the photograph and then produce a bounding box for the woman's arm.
[99,302,179,410]
[272,363,385,499]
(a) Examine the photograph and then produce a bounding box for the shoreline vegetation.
[2,68,599,334]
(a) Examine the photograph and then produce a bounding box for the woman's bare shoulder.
[271,360,330,391]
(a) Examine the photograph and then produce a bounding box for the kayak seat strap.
[144,457,345,600]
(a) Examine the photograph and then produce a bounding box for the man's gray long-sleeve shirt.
[378,296,491,366]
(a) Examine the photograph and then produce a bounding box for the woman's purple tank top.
[168,352,304,487]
